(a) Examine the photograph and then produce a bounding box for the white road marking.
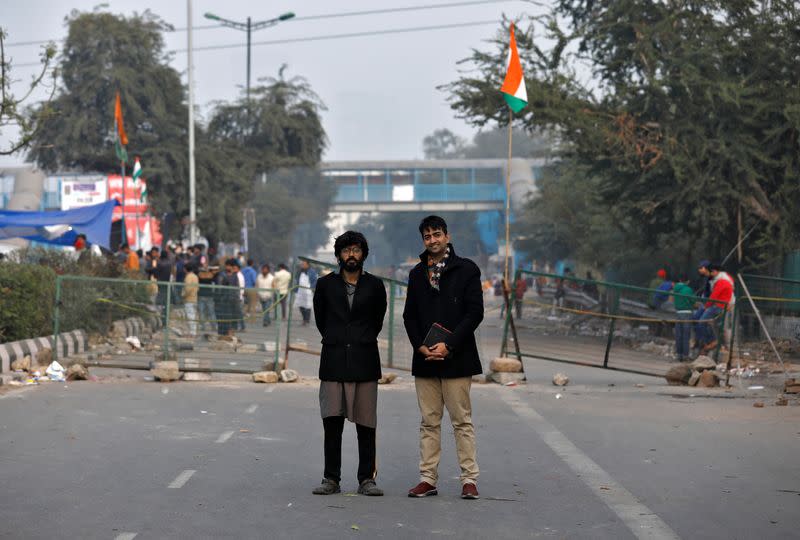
[216,430,235,444]
[500,392,680,540]
[246,404,258,414]
[167,469,196,489]
[115,534,138,540]
[264,386,275,393]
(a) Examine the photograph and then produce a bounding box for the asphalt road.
[1,355,798,540]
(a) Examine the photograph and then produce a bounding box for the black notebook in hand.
[423,323,453,359]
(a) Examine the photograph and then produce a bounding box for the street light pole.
[246,16,251,102]
[187,0,197,246]
[204,11,295,100]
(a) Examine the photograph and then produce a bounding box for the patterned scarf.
[427,246,451,291]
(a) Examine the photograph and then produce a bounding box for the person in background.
[182,262,199,337]
[696,263,734,354]
[582,271,599,299]
[256,264,275,327]
[296,260,315,326]
[273,263,292,321]
[672,274,694,361]
[121,243,139,272]
[513,274,527,320]
[230,259,246,331]
[154,251,173,325]
[651,269,674,310]
[242,258,260,321]
[216,259,240,336]
[692,260,712,354]
[197,262,217,333]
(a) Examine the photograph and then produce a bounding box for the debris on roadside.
[253,371,279,384]
[45,361,66,382]
[552,373,569,387]
[378,373,397,384]
[66,364,89,381]
[753,402,765,408]
[279,369,299,383]
[150,360,181,382]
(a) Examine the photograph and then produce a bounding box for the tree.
[445,2,800,275]
[422,126,552,159]
[25,10,255,242]
[0,28,57,155]
[208,65,327,170]
[422,128,467,159]
[208,66,330,261]
[248,167,334,264]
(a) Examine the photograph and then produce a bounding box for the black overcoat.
[403,245,484,378]
[313,271,387,382]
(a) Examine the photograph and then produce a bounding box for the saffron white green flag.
[500,24,528,113]
[132,157,142,182]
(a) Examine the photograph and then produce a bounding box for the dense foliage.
[27,10,330,252]
[446,1,800,279]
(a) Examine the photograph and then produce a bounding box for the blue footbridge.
[322,158,544,254]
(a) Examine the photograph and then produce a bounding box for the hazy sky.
[1,0,543,167]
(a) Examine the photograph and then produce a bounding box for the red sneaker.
[461,483,479,500]
[408,481,438,497]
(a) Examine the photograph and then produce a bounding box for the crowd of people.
[649,260,736,361]
[115,243,306,338]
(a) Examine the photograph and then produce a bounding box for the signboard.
[60,175,107,210]
[107,174,161,250]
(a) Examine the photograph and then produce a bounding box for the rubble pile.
[664,356,723,387]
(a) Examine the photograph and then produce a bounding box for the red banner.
[107,175,161,250]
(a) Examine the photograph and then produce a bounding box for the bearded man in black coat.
[311,231,387,497]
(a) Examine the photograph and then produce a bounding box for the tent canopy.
[0,199,119,249]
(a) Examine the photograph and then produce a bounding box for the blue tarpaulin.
[0,199,119,249]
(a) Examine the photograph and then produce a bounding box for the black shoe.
[312,478,340,495]
[357,479,384,496]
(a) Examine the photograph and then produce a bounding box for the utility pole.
[187,0,197,245]
[204,11,295,101]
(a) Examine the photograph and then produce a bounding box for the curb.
[0,330,87,372]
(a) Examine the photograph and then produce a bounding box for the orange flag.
[114,91,128,146]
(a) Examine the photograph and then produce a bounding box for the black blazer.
[313,271,387,382]
[403,245,484,378]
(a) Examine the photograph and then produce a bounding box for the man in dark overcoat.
[403,215,484,500]
[311,231,387,496]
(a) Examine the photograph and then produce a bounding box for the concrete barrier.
[0,330,87,372]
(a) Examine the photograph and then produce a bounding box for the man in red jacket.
[697,263,733,353]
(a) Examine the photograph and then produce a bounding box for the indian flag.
[500,23,528,113]
[132,157,142,182]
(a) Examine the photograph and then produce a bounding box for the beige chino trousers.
[415,376,479,486]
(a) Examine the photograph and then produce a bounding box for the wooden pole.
[504,109,513,285]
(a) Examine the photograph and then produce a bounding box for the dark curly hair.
[419,215,448,236]
[334,230,369,260]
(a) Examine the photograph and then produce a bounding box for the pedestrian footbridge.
[322,158,543,213]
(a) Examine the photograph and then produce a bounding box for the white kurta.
[296,272,313,309]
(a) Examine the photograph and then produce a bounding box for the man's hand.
[420,342,448,361]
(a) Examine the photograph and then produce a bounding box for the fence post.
[163,281,172,356]
[602,287,620,369]
[52,276,62,364]
[283,263,298,368]
[724,302,739,387]
[273,291,282,371]
[388,282,395,368]
[500,293,511,358]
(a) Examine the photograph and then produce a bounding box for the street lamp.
[204,11,295,102]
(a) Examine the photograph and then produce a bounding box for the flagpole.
[121,159,126,249]
[504,108,512,285]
